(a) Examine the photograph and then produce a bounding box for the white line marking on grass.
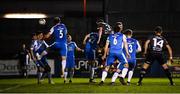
[0,84,21,92]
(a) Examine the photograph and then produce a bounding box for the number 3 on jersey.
[59,29,63,38]
[128,44,133,53]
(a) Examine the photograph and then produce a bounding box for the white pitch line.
[0,84,21,92]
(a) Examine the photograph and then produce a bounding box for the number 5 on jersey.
[59,29,63,38]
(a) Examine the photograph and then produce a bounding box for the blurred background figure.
[18,43,31,78]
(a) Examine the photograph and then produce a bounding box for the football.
[39,18,46,25]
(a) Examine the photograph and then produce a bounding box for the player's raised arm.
[102,38,109,60]
[97,26,103,44]
[136,41,142,53]
[166,44,173,61]
[45,32,51,39]
[83,34,90,45]
[143,39,150,56]
[30,48,36,61]
[45,29,53,39]
[74,42,84,52]
[123,35,130,59]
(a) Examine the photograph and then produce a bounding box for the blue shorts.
[85,49,96,60]
[36,56,48,68]
[66,57,75,69]
[106,53,128,69]
[51,42,67,57]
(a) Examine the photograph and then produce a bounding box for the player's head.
[124,29,133,37]
[32,33,37,40]
[114,22,123,33]
[154,26,163,35]
[67,34,72,42]
[36,31,43,40]
[53,17,61,24]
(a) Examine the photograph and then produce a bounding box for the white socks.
[128,70,133,82]
[64,71,68,81]
[112,72,119,82]
[121,68,128,78]
[101,71,108,82]
[61,60,66,77]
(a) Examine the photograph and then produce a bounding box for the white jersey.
[30,40,38,52]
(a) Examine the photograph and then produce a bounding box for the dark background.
[0,0,180,59]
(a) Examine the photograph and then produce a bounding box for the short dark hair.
[53,17,61,24]
[114,22,123,33]
[36,31,43,35]
[124,29,133,35]
[96,19,104,24]
[154,26,163,33]
[32,32,36,36]
[114,26,120,33]
[115,22,122,26]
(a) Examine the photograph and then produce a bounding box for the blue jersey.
[66,41,78,68]
[50,23,67,44]
[67,42,77,58]
[84,32,98,60]
[107,32,125,54]
[86,32,99,50]
[123,38,139,63]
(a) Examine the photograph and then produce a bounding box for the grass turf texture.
[0,78,179,93]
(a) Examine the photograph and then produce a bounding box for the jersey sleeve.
[106,36,110,43]
[73,42,78,49]
[163,38,169,45]
[147,35,153,40]
[30,41,35,50]
[49,27,54,35]
[30,44,34,50]
[43,40,49,48]
[64,25,67,35]
[122,34,127,40]
[136,40,141,50]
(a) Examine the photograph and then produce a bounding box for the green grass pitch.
[0,77,180,93]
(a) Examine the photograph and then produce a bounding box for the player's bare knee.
[143,63,149,69]
[116,69,121,73]
[104,66,109,71]
[62,56,66,60]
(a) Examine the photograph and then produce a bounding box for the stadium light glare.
[3,13,47,19]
